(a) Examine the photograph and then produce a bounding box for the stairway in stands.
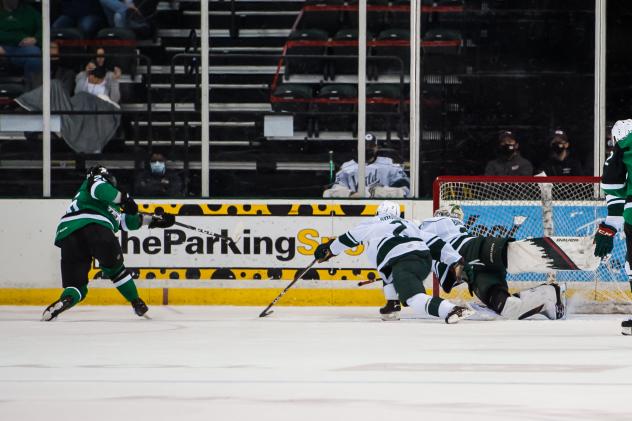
[123,0,330,197]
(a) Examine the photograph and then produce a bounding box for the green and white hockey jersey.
[601,131,632,224]
[419,216,472,253]
[54,175,142,244]
[329,214,462,282]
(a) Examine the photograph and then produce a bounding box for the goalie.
[594,119,632,335]
[42,165,176,321]
[380,205,566,321]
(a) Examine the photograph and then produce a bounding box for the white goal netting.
[433,176,632,313]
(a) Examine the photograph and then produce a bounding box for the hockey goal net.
[433,176,632,313]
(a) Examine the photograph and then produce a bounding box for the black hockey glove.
[314,241,334,263]
[149,212,175,229]
[444,258,476,295]
[120,192,138,215]
[594,223,616,257]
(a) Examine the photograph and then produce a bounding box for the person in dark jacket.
[134,152,185,197]
[0,0,42,85]
[52,0,105,38]
[484,130,534,176]
[536,129,584,176]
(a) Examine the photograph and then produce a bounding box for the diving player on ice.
[314,201,475,324]
[42,165,176,321]
[388,205,566,321]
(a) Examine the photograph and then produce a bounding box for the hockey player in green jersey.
[42,165,176,321]
[593,119,632,334]
[314,201,475,324]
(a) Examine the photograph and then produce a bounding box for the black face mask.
[551,143,565,154]
[499,144,515,157]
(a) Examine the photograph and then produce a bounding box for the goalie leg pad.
[508,237,600,272]
[514,283,561,320]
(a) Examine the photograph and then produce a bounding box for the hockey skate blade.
[380,312,400,321]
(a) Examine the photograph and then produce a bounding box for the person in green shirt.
[42,165,175,321]
[0,0,42,86]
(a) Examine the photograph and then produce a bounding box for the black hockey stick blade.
[258,259,318,318]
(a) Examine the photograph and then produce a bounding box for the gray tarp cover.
[17,80,120,153]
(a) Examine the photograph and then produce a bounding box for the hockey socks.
[406,293,455,319]
[60,285,88,305]
[115,276,139,302]
[103,265,139,302]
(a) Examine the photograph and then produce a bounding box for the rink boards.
[0,199,627,305]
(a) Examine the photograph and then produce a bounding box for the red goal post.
[431,176,631,311]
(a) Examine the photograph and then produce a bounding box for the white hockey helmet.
[434,204,464,221]
[376,200,400,217]
[611,119,632,143]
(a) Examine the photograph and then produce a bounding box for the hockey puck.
[621,319,632,336]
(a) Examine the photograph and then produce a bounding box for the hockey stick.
[173,221,238,245]
[358,272,382,287]
[140,212,238,244]
[259,259,318,318]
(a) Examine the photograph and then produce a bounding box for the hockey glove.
[594,223,616,257]
[120,192,138,215]
[149,212,175,229]
[314,241,334,263]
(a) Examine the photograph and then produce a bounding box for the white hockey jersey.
[419,216,473,253]
[334,157,410,197]
[329,214,462,283]
[419,216,474,291]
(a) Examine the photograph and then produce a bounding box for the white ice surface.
[1,306,632,421]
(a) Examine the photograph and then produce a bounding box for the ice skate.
[379,300,401,321]
[622,319,632,336]
[131,298,149,318]
[445,305,475,324]
[41,296,74,321]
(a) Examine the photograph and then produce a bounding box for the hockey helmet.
[87,165,117,186]
[434,204,464,221]
[611,119,632,143]
[376,200,400,217]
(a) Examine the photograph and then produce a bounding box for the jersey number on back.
[390,220,408,237]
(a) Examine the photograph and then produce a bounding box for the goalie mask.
[376,200,400,218]
[611,119,632,143]
[434,204,464,221]
[87,165,117,187]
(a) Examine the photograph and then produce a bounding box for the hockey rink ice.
[1,306,632,421]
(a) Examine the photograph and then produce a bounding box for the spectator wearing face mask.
[535,129,584,176]
[134,152,184,197]
[74,61,121,104]
[484,130,534,176]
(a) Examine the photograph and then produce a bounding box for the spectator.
[99,0,138,28]
[484,130,534,176]
[0,0,42,87]
[52,0,105,39]
[75,61,121,104]
[134,152,184,197]
[323,133,410,198]
[536,129,584,176]
[49,41,75,95]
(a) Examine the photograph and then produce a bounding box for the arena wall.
[0,199,434,305]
